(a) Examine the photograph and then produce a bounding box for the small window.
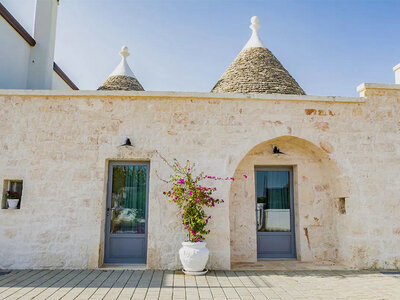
[2,180,23,209]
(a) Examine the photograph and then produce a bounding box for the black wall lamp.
[272,145,284,155]
[120,137,133,147]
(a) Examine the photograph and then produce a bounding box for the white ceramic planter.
[179,241,209,272]
[7,199,19,209]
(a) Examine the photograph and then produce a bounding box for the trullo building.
[0,1,400,270]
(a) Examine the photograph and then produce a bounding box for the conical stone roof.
[211,17,305,95]
[98,46,144,91]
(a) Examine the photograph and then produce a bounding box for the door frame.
[104,160,150,264]
[254,165,297,260]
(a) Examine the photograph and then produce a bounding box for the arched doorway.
[229,136,347,264]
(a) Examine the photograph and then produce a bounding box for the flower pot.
[7,199,19,209]
[179,241,209,272]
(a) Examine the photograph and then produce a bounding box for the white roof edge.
[0,89,364,103]
[357,82,400,92]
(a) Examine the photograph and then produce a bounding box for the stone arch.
[229,136,348,264]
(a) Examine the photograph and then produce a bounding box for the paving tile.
[103,270,133,300]
[117,270,144,299]
[19,270,72,299]
[132,270,153,299]
[89,270,124,299]
[46,269,95,300]
[0,270,51,299]
[60,270,103,299]
[7,270,62,299]
[1,267,400,299]
[74,270,113,299]
[35,270,90,300]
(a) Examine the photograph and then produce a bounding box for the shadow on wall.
[229,136,349,264]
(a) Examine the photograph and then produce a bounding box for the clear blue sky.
[4,0,400,96]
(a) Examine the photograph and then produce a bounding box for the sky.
[3,0,400,96]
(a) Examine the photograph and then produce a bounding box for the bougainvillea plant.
[162,158,246,243]
[6,191,19,199]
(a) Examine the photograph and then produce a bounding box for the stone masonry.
[0,84,399,270]
[98,75,145,91]
[211,47,305,95]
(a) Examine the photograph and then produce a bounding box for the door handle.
[106,207,115,216]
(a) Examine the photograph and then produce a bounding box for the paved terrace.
[0,264,399,299]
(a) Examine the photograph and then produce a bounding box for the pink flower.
[178,178,185,184]
[196,237,200,242]
[230,177,235,181]
[181,213,185,217]
[186,225,189,229]
[188,191,192,196]
[243,174,248,179]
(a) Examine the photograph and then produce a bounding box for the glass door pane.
[110,165,147,234]
[256,170,291,232]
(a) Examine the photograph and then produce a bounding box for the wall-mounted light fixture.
[272,145,284,155]
[120,137,133,147]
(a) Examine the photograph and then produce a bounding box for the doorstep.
[100,264,147,270]
[231,260,351,271]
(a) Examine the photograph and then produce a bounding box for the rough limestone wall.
[335,88,400,269]
[0,89,398,269]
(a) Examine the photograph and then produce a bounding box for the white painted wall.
[27,0,58,89]
[1,0,72,90]
[0,17,31,89]
[51,71,72,90]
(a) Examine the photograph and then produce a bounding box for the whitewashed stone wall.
[0,87,399,270]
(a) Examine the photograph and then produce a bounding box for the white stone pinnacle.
[120,46,130,58]
[242,16,265,51]
[109,46,137,78]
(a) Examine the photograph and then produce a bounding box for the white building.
[0,1,399,271]
[0,0,77,90]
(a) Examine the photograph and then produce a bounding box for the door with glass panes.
[255,167,296,259]
[104,162,149,264]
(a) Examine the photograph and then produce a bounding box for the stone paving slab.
[0,269,399,299]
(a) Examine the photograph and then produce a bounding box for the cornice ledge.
[0,90,364,103]
[357,83,400,93]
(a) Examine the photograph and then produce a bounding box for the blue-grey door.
[104,162,149,264]
[255,167,296,259]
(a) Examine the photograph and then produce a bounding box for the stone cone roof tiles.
[98,75,144,91]
[98,46,144,91]
[211,17,305,95]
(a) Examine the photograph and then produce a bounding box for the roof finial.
[242,16,264,51]
[108,45,137,78]
[120,46,130,59]
[250,16,260,31]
